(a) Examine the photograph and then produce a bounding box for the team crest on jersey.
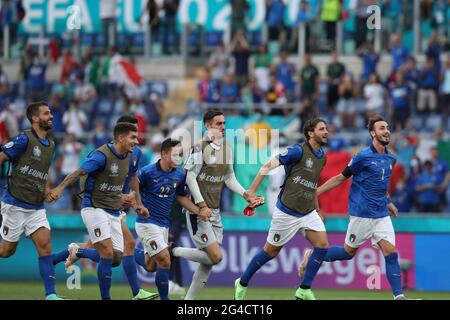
[273,233,281,242]
[280,149,288,157]
[349,234,356,243]
[94,228,102,238]
[33,146,41,158]
[201,234,209,243]
[306,158,313,169]
[150,241,158,251]
[4,141,14,149]
[111,163,119,175]
[2,226,9,236]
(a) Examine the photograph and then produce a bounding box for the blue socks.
[385,252,403,297]
[324,246,353,262]
[77,248,100,262]
[52,250,69,265]
[240,249,274,286]
[301,247,328,288]
[155,268,170,300]
[38,255,56,296]
[122,255,140,296]
[134,248,147,271]
[97,258,113,300]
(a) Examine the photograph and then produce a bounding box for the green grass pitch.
[0,282,449,300]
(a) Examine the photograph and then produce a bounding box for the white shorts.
[345,215,395,249]
[81,207,124,252]
[135,222,168,257]
[267,207,326,246]
[0,202,50,242]
[185,208,223,249]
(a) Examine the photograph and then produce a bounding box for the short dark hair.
[203,109,224,124]
[303,118,326,140]
[116,115,138,125]
[113,123,137,139]
[161,138,181,154]
[367,114,386,132]
[26,101,48,123]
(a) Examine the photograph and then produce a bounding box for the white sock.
[184,263,213,300]
[173,247,213,265]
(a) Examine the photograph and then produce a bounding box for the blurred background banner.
[18,0,304,34]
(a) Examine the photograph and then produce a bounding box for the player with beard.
[234,118,329,300]
[0,101,64,300]
[310,114,410,300]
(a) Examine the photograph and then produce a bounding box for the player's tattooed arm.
[46,168,87,202]
[386,193,398,217]
[176,196,211,221]
[316,173,347,196]
[43,180,52,201]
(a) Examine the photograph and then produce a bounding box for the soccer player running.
[234,118,329,300]
[312,115,409,300]
[173,109,255,300]
[47,123,149,300]
[132,138,211,300]
[62,115,158,300]
[0,101,64,300]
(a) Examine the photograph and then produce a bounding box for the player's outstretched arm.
[47,168,87,202]
[176,195,211,222]
[247,157,281,198]
[130,173,149,218]
[224,163,246,198]
[316,173,347,196]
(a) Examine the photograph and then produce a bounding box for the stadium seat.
[147,81,169,98]
[81,33,95,47]
[424,114,442,131]
[96,99,114,116]
[131,33,145,54]
[204,31,223,48]
[189,31,201,47]
[248,31,262,47]
[113,99,125,116]
[410,115,424,131]
[94,34,105,49]
[117,33,128,48]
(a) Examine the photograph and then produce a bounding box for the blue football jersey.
[347,145,397,218]
[137,161,187,227]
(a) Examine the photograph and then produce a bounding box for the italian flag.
[103,54,144,88]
